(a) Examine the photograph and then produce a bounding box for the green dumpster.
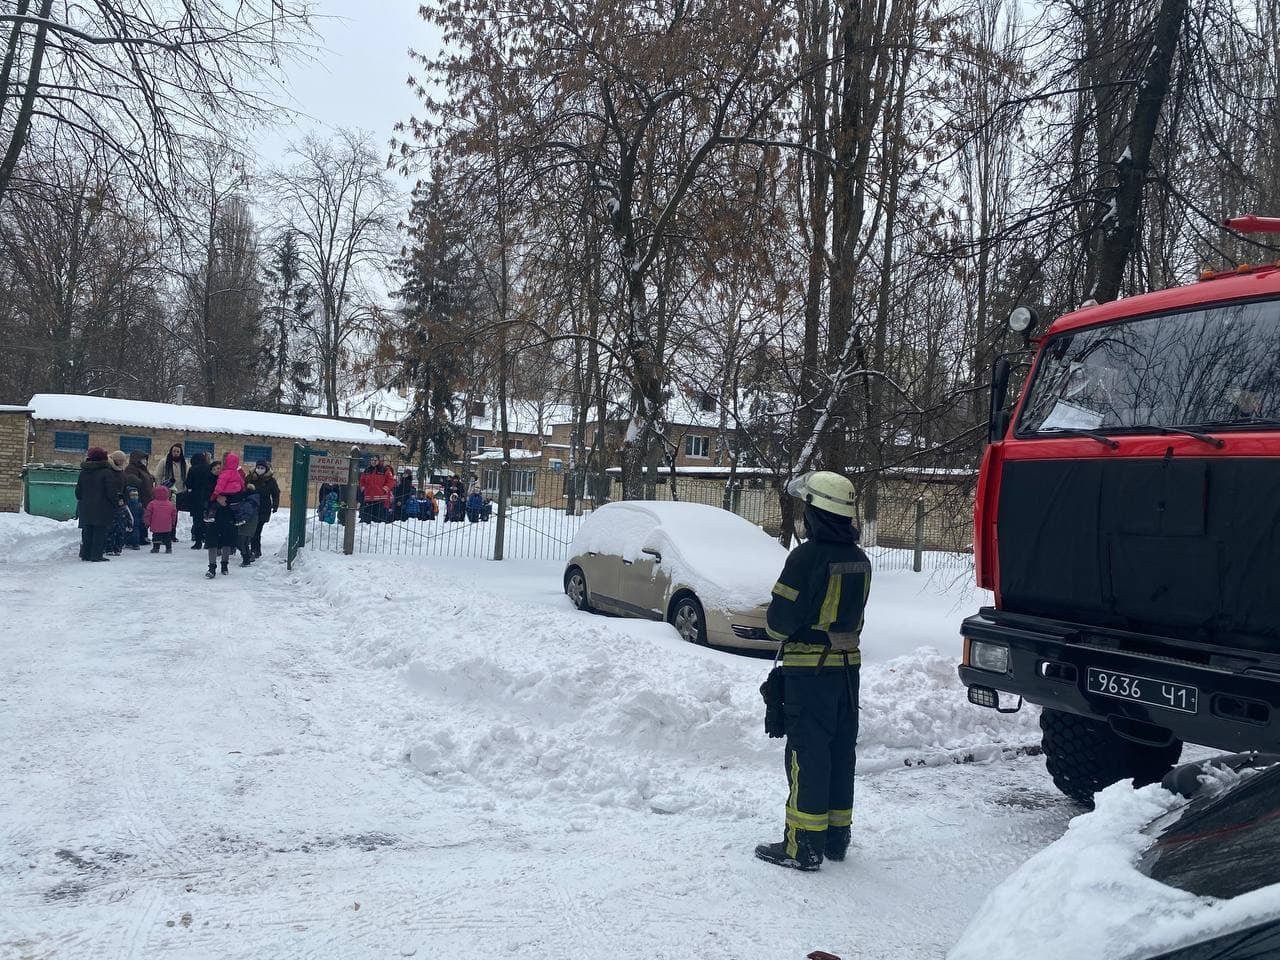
[23,463,81,520]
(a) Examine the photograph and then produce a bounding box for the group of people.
[316,461,492,526]
[74,443,280,579]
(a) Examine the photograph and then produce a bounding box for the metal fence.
[290,453,974,574]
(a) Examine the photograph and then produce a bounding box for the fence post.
[343,445,360,556]
[286,443,309,570]
[493,461,509,560]
[913,497,925,573]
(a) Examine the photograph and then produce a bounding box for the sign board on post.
[310,455,351,485]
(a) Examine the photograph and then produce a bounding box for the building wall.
[0,411,31,512]
[29,419,400,508]
[545,419,728,469]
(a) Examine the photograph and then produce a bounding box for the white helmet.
[786,470,857,518]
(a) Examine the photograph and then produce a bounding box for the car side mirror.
[641,547,662,562]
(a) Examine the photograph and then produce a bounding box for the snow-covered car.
[950,755,1280,960]
[563,501,788,651]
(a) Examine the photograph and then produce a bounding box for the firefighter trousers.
[782,662,860,857]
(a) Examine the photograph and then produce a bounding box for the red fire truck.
[959,216,1280,804]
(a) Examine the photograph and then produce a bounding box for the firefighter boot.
[825,826,850,862]
[754,832,823,871]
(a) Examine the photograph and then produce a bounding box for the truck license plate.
[1086,668,1198,714]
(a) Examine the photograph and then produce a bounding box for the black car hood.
[1140,762,1280,900]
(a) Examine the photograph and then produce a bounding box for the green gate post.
[287,443,310,569]
[343,446,360,555]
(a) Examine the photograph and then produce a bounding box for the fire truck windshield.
[1018,298,1280,435]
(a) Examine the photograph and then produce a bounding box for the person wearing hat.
[248,460,280,559]
[755,470,871,872]
[74,447,120,561]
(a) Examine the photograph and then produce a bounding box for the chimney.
[175,384,186,405]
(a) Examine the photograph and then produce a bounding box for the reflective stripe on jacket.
[766,539,872,658]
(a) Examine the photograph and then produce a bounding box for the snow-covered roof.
[570,500,788,611]
[29,394,402,446]
[544,394,722,430]
[319,387,413,423]
[0,405,33,413]
[664,390,723,429]
[604,464,777,477]
[473,448,543,461]
[469,399,574,438]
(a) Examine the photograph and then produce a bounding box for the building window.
[469,400,486,419]
[684,435,710,458]
[467,434,483,455]
[699,392,717,413]
[513,438,524,449]
[481,468,536,495]
[549,458,563,472]
[184,440,215,460]
[119,435,151,456]
[54,430,89,453]
[512,469,535,495]
[244,444,273,464]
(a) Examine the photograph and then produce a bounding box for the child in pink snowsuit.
[144,485,179,553]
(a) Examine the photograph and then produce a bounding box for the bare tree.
[271,130,398,416]
[0,0,313,207]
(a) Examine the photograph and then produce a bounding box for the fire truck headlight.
[969,640,1010,674]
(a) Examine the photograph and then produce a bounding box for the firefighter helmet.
[785,470,857,518]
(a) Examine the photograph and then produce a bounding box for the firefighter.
[755,470,871,871]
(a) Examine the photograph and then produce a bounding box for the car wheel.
[670,594,708,645]
[565,567,592,612]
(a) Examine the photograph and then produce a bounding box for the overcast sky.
[253,1,441,181]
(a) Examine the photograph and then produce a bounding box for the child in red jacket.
[144,486,179,554]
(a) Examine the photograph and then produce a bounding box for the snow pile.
[948,781,1280,960]
[0,512,78,563]
[292,551,1040,822]
[570,501,788,610]
[859,651,1041,769]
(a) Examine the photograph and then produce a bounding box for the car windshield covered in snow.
[1017,298,1280,435]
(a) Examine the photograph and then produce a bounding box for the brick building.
[21,394,401,508]
[0,405,33,512]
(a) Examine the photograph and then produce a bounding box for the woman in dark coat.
[124,451,156,544]
[205,455,248,578]
[185,453,214,548]
[74,447,118,561]
[394,469,414,521]
[248,460,281,559]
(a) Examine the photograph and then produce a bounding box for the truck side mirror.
[989,356,1011,443]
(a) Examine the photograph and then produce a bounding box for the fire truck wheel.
[1040,708,1183,808]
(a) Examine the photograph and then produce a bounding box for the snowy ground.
[1,512,1078,959]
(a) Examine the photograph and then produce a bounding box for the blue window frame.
[119,435,151,455]
[183,440,215,460]
[243,444,273,464]
[53,430,89,453]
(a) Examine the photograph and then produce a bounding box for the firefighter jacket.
[766,506,872,666]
